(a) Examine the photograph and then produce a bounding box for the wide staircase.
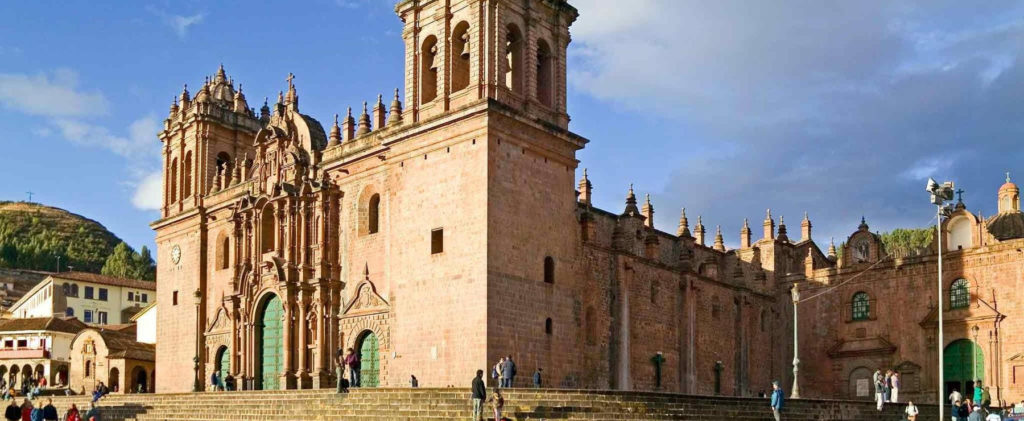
[41,388,934,420]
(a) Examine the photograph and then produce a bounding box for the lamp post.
[193,289,203,393]
[926,177,955,419]
[791,283,800,399]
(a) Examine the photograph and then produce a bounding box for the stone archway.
[215,345,230,382]
[356,330,380,387]
[130,366,148,393]
[109,367,120,392]
[255,293,283,390]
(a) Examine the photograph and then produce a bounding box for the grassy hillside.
[0,201,124,273]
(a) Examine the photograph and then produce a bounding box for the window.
[261,205,275,253]
[950,278,970,309]
[142,293,148,303]
[431,228,443,254]
[84,286,94,300]
[169,158,178,203]
[852,292,870,321]
[451,21,471,92]
[98,288,108,301]
[535,39,553,107]
[97,311,107,325]
[543,256,555,284]
[219,235,231,269]
[16,340,26,348]
[183,151,193,198]
[84,310,93,323]
[62,283,70,295]
[3,340,11,348]
[420,36,439,104]
[85,361,91,377]
[505,24,523,93]
[172,291,178,306]
[368,194,380,234]
[65,308,74,317]
[545,318,553,335]
[128,292,134,301]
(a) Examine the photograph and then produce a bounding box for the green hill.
[0,201,154,280]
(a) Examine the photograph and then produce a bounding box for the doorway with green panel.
[358,330,380,387]
[255,294,283,390]
[216,346,230,382]
[944,339,984,400]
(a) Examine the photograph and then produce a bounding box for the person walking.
[345,348,361,388]
[874,371,885,411]
[769,380,784,421]
[882,371,892,403]
[63,404,80,421]
[491,390,505,421]
[39,399,55,421]
[84,402,100,421]
[471,370,486,421]
[335,349,346,393]
[493,358,505,388]
[890,372,900,403]
[3,400,18,421]
[210,371,220,392]
[905,401,918,421]
[532,368,542,388]
[501,356,516,388]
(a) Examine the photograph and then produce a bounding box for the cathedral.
[152,0,1024,405]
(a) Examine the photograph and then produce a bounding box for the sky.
[2,0,1024,254]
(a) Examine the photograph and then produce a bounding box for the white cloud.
[147,7,205,38]
[131,171,163,210]
[0,69,109,117]
[52,115,159,160]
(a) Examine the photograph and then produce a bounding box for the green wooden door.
[258,295,283,390]
[217,347,230,381]
[359,332,380,387]
[944,339,983,397]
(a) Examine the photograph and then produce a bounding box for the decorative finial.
[743,218,750,229]
[377,93,384,106]
[286,72,295,87]
[1007,172,1012,183]
[334,113,339,125]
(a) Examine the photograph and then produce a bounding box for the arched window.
[543,256,554,284]
[260,205,276,253]
[851,292,870,321]
[505,24,523,93]
[218,234,230,270]
[544,317,552,335]
[216,152,232,176]
[65,307,74,317]
[71,284,78,297]
[420,36,439,104]
[183,151,193,199]
[368,194,380,234]
[451,22,470,92]
[62,283,70,295]
[950,278,970,309]
[169,158,178,203]
[535,39,553,107]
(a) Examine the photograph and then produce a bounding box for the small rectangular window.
[84,286,94,300]
[98,288,108,301]
[3,340,11,349]
[15,340,26,348]
[431,228,444,254]
[97,311,108,325]
[172,291,178,306]
[128,292,134,301]
[84,310,93,323]
[142,293,148,303]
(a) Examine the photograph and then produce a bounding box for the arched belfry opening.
[420,36,439,104]
[451,21,471,92]
[505,24,523,93]
[536,38,553,107]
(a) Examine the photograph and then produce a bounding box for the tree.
[101,242,136,279]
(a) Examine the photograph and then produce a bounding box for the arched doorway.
[255,294,283,390]
[109,367,120,392]
[130,366,148,393]
[357,331,380,387]
[847,367,874,399]
[944,339,984,399]
[9,366,18,389]
[56,366,68,387]
[215,346,230,382]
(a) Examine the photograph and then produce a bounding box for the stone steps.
[36,388,933,421]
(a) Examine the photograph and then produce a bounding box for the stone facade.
[148,0,1024,404]
[70,326,155,394]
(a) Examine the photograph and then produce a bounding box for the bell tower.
[395,0,577,127]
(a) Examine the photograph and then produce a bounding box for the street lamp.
[926,177,955,419]
[791,283,800,399]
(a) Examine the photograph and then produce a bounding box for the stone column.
[297,290,308,388]
[281,299,294,389]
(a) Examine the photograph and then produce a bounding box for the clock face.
[171,245,182,264]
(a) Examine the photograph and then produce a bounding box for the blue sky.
[2,0,1024,255]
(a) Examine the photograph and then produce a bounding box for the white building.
[0,317,87,388]
[131,302,156,345]
[9,272,155,325]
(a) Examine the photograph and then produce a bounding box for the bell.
[428,44,439,72]
[459,33,470,59]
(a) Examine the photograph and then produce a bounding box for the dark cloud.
[569,0,1024,246]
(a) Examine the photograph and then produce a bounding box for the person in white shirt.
[905,401,918,421]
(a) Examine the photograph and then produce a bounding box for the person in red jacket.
[18,399,31,421]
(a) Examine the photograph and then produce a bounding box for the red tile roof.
[50,272,155,291]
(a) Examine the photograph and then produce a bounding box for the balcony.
[0,348,49,359]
